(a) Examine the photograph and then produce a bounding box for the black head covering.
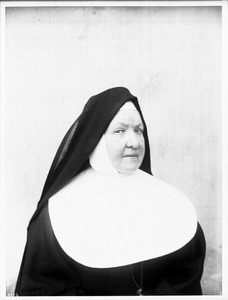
[29,87,152,228]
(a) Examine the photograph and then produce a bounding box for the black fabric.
[15,87,206,296]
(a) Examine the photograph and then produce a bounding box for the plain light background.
[4,5,221,295]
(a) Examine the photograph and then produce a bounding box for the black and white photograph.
[0,0,227,298]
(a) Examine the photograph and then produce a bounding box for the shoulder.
[137,170,197,217]
[49,168,92,202]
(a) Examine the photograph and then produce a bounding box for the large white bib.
[49,168,197,268]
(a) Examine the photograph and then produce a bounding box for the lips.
[123,154,138,158]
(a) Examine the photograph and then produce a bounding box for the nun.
[15,87,206,296]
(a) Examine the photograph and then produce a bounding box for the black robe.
[16,203,205,296]
[15,87,206,296]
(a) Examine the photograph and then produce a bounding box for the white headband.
[119,101,137,111]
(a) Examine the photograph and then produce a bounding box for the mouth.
[123,154,138,158]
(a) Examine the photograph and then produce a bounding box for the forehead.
[108,108,143,128]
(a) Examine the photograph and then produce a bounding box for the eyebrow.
[114,122,144,128]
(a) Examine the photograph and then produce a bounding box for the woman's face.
[105,103,145,174]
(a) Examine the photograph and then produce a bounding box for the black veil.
[29,86,152,228]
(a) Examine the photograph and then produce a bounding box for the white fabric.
[49,169,197,268]
[119,101,137,111]
[89,135,118,176]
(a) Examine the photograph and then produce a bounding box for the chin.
[119,165,139,175]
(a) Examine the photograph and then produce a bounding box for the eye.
[114,128,125,134]
[134,127,144,134]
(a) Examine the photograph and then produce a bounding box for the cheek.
[106,137,124,161]
[136,138,145,165]
[141,139,145,155]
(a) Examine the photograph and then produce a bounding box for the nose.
[126,131,139,149]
